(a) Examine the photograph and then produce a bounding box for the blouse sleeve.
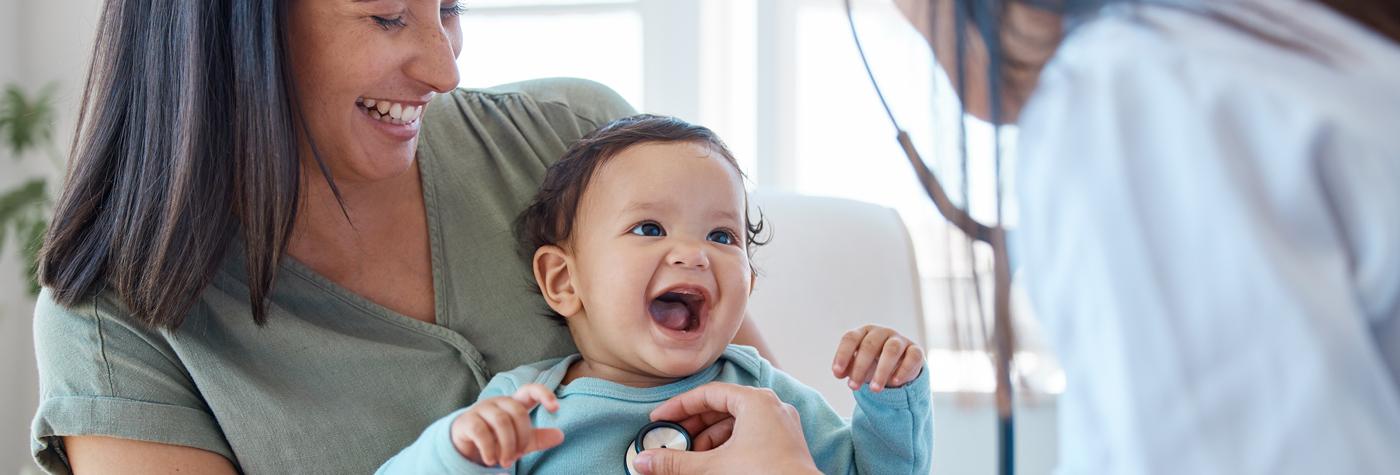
[31,289,234,473]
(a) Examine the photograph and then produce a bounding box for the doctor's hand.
[832,324,925,392]
[633,383,820,475]
[449,384,564,468]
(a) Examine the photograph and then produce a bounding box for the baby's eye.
[630,222,666,237]
[707,230,737,246]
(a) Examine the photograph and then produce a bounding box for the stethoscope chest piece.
[624,421,692,475]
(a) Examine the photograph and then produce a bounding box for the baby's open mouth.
[648,288,706,332]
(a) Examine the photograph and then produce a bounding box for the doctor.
[635,0,1400,473]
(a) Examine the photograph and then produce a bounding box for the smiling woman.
[28,0,771,473]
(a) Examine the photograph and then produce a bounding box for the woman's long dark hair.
[40,0,316,329]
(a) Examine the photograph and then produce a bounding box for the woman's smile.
[356,96,429,142]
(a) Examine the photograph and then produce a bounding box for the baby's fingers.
[527,427,565,453]
[847,328,892,390]
[891,345,926,388]
[869,338,909,392]
[513,383,560,413]
[480,406,519,467]
[832,327,870,378]
[492,399,536,467]
[460,412,500,466]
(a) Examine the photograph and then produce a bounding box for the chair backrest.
[746,191,925,416]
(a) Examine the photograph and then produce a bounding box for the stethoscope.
[623,421,692,475]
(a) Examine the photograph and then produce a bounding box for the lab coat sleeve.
[764,361,932,475]
[1015,34,1400,474]
[375,376,520,474]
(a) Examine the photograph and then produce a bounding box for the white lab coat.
[1014,0,1400,473]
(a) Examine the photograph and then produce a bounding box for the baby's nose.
[667,244,710,269]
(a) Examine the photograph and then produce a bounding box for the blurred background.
[0,0,1062,473]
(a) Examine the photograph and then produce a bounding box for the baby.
[378,115,932,474]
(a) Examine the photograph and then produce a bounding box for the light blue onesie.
[377,345,932,474]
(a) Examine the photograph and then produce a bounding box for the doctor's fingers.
[691,416,736,452]
[650,383,785,423]
[635,447,717,475]
[676,410,732,439]
[512,383,560,412]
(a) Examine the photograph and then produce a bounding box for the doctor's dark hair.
[517,114,767,259]
[945,0,1400,125]
[40,0,343,329]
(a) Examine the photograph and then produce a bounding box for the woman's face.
[286,0,464,184]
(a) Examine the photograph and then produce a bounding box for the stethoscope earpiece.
[624,421,692,475]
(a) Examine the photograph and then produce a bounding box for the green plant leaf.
[0,84,57,157]
[0,179,48,255]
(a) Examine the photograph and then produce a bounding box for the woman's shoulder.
[417,78,637,177]
[32,287,185,382]
[34,287,163,345]
[476,78,635,127]
[431,78,636,136]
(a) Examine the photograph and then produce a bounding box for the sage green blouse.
[30,78,635,474]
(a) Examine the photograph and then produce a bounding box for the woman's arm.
[32,290,237,473]
[732,316,778,367]
[65,436,238,475]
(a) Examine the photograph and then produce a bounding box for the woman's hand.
[831,324,925,392]
[633,383,820,475]
[449,384,564,468]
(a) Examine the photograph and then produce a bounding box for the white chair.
[746,191,925,416]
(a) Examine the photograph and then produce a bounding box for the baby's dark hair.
[515,114,768,323]
[517,114,766,256]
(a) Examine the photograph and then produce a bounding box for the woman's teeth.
[357,97,423,125]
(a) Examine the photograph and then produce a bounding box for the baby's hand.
[449,383,565,468]
[831,325,925,393]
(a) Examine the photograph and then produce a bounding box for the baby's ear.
[533,244,582,318]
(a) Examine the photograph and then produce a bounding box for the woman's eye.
[441,2,467,17]
[372,16,408,30]
[630,222,666,237]
[707,230,737,246]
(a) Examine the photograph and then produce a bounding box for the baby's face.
[565,141,752,380]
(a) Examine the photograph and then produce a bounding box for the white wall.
[1,1,102,473]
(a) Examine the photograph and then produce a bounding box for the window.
[457,1,645,109]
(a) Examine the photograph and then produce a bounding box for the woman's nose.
[668,243,710,270]
[405,16,462,93]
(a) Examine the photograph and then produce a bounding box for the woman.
[30,0,773,473]
[635,0,1400,473]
